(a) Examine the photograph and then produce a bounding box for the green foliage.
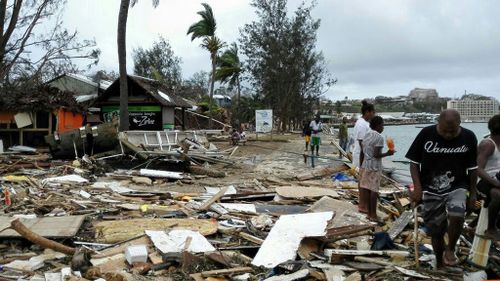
[187,3,225,121]
[132,36,182,89]
[239,0,335,131]
[177,71,209,102]
[216,43,242,89]
[187,3,216,41]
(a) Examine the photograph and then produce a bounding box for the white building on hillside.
[447,98,499,122]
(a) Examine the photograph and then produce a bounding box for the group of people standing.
[350,100,499,269]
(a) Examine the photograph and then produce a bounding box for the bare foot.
[443,250,458,266]
[484,228,500,241]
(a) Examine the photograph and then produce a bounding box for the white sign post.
[255,110,273,140]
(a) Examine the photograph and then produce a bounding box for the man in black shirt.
[406,109,478,268]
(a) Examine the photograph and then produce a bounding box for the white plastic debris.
[125,245,148,264]
[252,212,333,268]
[42,175,88,185]
[146,229,215,254]
[139,169,183,179]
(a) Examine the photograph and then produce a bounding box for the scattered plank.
[387,210,412,240]
[95,219,218,243]
[199,186,229,211]
[10,219,75,255]
[198,267,253,278]
[238,232,264,245]
[276,186,339,199]
[0,216,86,238]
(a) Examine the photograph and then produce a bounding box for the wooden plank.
[387,210,412,240]
[238,232,263,245]
[0,216,85,238]
[199,186,229,211]
[200,267,253,278]
[95,219,218,243]
[276,186,339,199]
[324,249,410,259]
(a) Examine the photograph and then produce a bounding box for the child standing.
[359,116,395,221]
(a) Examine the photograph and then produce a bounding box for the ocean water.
[349,122,490,162]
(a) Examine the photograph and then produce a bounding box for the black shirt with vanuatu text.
[405,125,478,194]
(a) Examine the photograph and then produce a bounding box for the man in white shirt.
[309,115,323,156]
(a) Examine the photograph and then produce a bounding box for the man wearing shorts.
[310,115,322,156]
[406,109,478,268]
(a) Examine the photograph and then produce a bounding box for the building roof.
[46,73,112,95]
[100,75,191,108]
[0,85,84,112]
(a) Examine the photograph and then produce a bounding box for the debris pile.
[0,135,497,281]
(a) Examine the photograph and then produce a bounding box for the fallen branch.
[10,219,76,255]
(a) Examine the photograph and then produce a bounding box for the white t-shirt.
[309,120,322,137]
[352,117,370,167]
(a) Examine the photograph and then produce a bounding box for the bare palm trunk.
[209,53,216,128]
[117,0,130,131]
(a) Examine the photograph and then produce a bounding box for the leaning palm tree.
[216,43,242,114]
[117,0,159,131]
[187,3,225,127]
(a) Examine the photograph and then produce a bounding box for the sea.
[349,122,490,162]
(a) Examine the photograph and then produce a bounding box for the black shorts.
[477,179,493,207]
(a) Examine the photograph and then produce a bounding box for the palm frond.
[187,3,216,40]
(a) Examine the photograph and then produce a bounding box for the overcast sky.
[62,0,500,100]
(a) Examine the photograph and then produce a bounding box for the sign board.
[102,105,162,130]
[255,110,273,133]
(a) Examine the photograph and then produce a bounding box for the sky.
[61,0,500,100]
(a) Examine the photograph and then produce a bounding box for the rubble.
[0,132,497,281]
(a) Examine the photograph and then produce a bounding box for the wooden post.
[10,219,76,255]
[181,107,186,131]
[468,206,491,267]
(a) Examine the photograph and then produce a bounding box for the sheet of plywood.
[95,219,218,243]
[0,216,86,238]
[252,212,333,268]
[276,186,339,199]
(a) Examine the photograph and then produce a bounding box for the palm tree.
[117,0,158,131]
[187,3,225,127]
[216,43,242,99]
[216,43,242,116]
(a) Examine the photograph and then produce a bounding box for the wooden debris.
[275,186,339,199]
[387,210,413,240]
[238,232,264,245]
[95,219,218,243]
[199,186,229,211]
[10,219,76,255]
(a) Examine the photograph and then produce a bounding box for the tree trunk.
[209,52,216,129]
[117,0,130,131]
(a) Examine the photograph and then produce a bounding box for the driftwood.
[10,219,76,255]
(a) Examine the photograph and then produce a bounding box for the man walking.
[302,121,312,151]
[338,117,349,155]
[310,115,323,156]
[406,109,478,268]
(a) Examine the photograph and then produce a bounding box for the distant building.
[447,98,499,122]
[213,94,232,108]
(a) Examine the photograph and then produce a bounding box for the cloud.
[62,0,500,100]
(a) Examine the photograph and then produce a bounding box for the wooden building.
[96,75,192,130]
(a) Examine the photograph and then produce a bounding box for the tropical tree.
[240,0,335,131]
[117,0,159,131]
[187,3,225,126]
[132,36,182,89]
[0,0,99,86]
[216,43,242,115]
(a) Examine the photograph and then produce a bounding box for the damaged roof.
[0,85,85,112]
[99,75,192,108]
